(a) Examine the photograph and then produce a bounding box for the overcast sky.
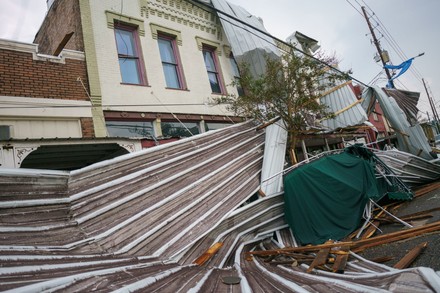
[0,0,438,119]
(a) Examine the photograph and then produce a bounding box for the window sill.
[120,82,151,87]
[165,87,190,92]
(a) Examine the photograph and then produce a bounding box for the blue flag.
[384,58,414,88]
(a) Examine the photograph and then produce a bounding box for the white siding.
[0,119,82,139]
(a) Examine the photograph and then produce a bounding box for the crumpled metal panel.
[210,0,281,77]
[260,119,287,196]
[319,81,368,131]
[382,88,420,126]
[362,86,433,160]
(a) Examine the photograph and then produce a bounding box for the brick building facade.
[0,40,139,169]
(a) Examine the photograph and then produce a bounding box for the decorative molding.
[195,36,221,55]
[0,39,85,62]
[140,0,220,39]
[223,45,231,56]
[120,143,136,153]
[15,147,36,165]
[105,10,145,36]
[150,23,182,45]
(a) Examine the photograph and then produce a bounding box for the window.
[204,122,232,132]
[161,121,200,137]
[202,45,224,94]
[114,23,146,85]
[229,53,244,96]
[158,34,185,89]
[106,121,154,138]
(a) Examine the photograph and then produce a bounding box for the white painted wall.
[89,0,238,116]
[0,96,93,139]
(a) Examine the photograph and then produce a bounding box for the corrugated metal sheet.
[2,121,440,292]
[211,0,281,77]
[319,81,368,131]
[260,119,287,196]
[362,86,433,160]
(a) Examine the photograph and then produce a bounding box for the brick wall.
[80,117,95,138]
[34,0,84,55]
[0,49,89,101]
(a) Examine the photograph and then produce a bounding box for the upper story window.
[202,45,225,94]
[158,34,185,89]
[114,23,146,85]
[229,53,244,96]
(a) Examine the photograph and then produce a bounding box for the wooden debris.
[379,214,433,224]
[393,242,428,269]
[307,240,333,273]
[414,181,440,197]
[193,242,223,266]
[361,220,381,239]
[332,245,350,273]
[248,220,440,257]
[371,256,394,263]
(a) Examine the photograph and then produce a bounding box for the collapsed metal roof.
[319,81,369,131]
[1,121,440,292]
[211,1,368,133]
[362,86,433,160]
[211,0,281,77]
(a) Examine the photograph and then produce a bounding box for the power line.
[191,0,368,87]
[353,2,425,84]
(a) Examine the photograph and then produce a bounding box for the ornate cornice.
[150,23,183,45]
[140,0,220,39]
[195,36,221,55]
[105,10,145,36]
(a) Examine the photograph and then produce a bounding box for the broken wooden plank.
[393,242,428,269]
[53,32,74,56]
[332,246,350,273]
[193,242,223,266]
[307,240,333,273]
[361,220,381,239]
[249,220,440,257]
[414,181,440,197]
[376,214,433,224]
[371,256,394,263]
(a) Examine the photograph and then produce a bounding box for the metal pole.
[422,78,440,132]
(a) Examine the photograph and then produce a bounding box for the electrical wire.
[346,0,439,118]
[191,0,368,87]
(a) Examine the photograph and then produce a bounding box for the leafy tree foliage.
[216,51,349,164]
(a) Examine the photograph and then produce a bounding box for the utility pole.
[422,78,440,132]
[361,6,394,88]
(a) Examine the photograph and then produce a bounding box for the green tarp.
[284,148,383,245]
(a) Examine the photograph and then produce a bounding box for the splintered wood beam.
[332,246,350,273]
[414,181,440,197]
[393,242,428,269]
[361,220,381,239]
[400,207,440,219]
[248,220,440,257]
[376,214,433,224]
[193,242,223,266]
[307,240,333,273]
[53,32,74,56]
[371,256,394,263]
[349,209,385,239]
